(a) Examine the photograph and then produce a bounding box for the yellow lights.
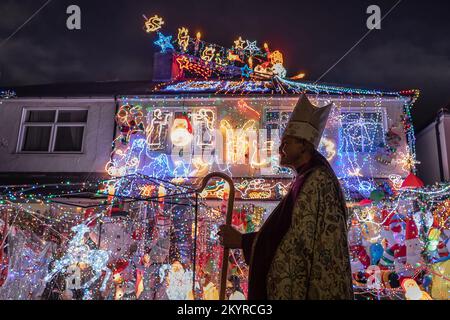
[248,56,253,69]
[190,157,211,178]
[253,64,273,79]
[196,32,202,40]
[227,51,243,63]
[220,119,256,165]
[177,27,190,51]
[144,15,164,33]
[290,72,306,80]
[233,36,245,50]
[170,117,193,147]
[201,46,216,62]
[395,147,421,173]
[402,279,433,300]
[199,181,226,199]
[176,55,190,70]
[140,185,156,197]
[269,50,283,65]
[235,179,273,199]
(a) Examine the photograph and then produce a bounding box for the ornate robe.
[242,152,353,300]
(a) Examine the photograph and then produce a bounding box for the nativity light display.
[0,14,448,301]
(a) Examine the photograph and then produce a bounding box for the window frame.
[263,106,293,138]
[339,107,388,154]
[17,107,88,154]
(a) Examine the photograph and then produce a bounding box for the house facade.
[0,78,425,300]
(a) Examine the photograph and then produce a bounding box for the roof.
[2,78,418,100]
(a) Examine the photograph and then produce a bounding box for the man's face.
[279,136,306,167]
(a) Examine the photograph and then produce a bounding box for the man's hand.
[218,225,242,249]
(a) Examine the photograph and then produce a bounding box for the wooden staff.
[196,172,235,300]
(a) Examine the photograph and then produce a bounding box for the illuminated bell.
[171,117,193,147]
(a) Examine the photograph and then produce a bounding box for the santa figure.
[402,278,432,300]
[165,261,192,300]
[405,217,423,268]
[380,212,404,249]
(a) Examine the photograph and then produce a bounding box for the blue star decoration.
[154,32,174,53]
[241,64,253,78]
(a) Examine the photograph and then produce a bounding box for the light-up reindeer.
[44,217,111,292]
[196,172,235,300]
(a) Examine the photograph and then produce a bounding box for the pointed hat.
[283,94,333,148]
[405,217,419,240]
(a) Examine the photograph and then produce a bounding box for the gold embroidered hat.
[283,94,333,149]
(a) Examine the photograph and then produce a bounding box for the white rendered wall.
[0,98,116,174]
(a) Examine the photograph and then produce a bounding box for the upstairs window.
[339,111,385,153]
[265,110,292,141]
[19,109,88,153]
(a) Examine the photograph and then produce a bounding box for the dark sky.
[0,0,449,132]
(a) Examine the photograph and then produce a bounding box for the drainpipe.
[435,108,447,182]
[113,94,119,148]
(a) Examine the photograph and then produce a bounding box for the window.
[339,111,385,153]
[265,110,292,141]
[19,109,88,152]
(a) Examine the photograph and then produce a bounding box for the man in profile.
[219,94,353,300]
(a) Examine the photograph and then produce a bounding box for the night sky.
[0,0,449,132]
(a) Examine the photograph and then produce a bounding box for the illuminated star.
[244,40,260,55]
[176,55,190,69]
[154,32,174,53]
[395,150,421,173]
[234,37,246,50]
[241,64,253,78]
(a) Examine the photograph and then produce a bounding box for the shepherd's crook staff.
[196,172,235,300]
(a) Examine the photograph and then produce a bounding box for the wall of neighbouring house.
[416,112,450,184]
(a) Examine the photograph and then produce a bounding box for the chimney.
[152,52,182,82]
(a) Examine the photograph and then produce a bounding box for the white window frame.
[17,107,88,154]
[339,107,388,154]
